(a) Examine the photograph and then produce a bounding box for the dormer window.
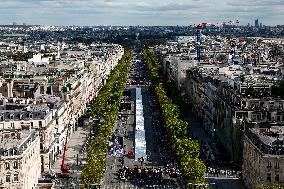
[10,114,14,120]
[10,149,16,156]
[29,113,33,119]
[0,115,3,121]
[19,114,23,120]
[3,150,8,156]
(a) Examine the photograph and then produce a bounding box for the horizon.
[0,0,283,26]
[1,24,284,27]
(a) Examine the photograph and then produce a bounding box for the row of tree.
[81,50,132,187]
[143,49,206,185]
[257,184,284,189]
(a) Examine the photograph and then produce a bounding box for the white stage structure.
[134,87,146,161]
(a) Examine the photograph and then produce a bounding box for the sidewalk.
[51,126,89,173]
[186,114,246,189]
[186,114,211,145]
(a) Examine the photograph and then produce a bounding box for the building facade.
[243,127,284,188]
[0,130,41,189]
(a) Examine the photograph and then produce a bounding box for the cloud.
[0,0,282,25]
[136,3,202,12]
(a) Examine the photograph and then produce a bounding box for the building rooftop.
[246,126,284,155]
[0,96,62,121]
[0,130,37,156]
[251,127,284,147]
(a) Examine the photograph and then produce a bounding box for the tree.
[256,184,284,189]
[81,50,133,186]
[216,54,227,62]
[173,138,200,159]
[180,157,206,185]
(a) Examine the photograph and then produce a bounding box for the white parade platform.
[134,87,146,161]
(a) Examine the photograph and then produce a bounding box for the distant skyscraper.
[12,22,17,25]
[255,19,259,28]
[259,23,262,28]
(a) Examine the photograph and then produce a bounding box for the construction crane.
[189,20,240,64]
[61,128,70,174]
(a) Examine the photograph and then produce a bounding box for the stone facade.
[243,128,284,188]
[0,130,41,189]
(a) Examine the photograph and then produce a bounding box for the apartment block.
[0,130,41,189]
[243,127,284,188]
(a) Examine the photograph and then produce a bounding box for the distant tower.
[255,19,259,28]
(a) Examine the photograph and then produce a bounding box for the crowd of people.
[108,138,124,157]
[207,166,241,178]
[166,163,181,178]
[118,166,163,183]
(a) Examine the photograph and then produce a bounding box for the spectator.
[139,156,144,166]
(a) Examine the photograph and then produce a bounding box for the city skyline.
[0,0,283,26]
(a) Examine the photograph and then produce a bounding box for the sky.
[0,0,283,26]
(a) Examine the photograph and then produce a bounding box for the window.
[13,162,18,169]
[275,174,279,182]
[275,162,280,169]
[5,163,10,170]
[6,175,10,182]
[3,150,8,156]
[39,121,42,127]
[14,174,18,182]
[267,173,271,182]
[267,161,272,168]
[40,86,44,94]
